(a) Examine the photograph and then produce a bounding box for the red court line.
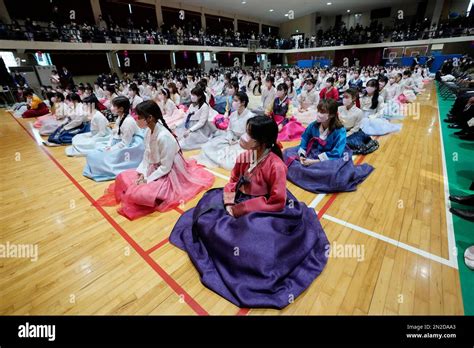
[146,238,169,255]
[9,114,208,316]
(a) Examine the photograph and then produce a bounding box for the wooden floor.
[0,82,464,315]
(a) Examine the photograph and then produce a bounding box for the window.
[0,51,18,72]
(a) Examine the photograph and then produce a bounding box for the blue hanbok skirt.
[170,188,329,309]
[47,122,90,145]
[83,133,145,182]
[284,145,374,193]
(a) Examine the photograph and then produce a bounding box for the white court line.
[199,154,456,269]
[435,93,458,269]
[204,167,231,181]
[28,122,44,145]
[321,214,456,269]
[309,194,326,208]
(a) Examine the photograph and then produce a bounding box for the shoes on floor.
[458,133,474,141]
[450,207,474,222]
[448,123,462,129]
[449,194,474,206]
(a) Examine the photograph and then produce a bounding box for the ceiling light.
[327,2,332,5]
[285,13,289,16]
[241,1,246,3]
[347,9,351,13]
[269,9,274,12]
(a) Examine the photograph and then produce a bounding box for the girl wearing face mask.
[170,115,330,309]
[359,79,402,136]
[177,79,191,106]
[397,70,417,103]
[35,92,67,135]
[348,70,363,91]
[319,77,339,102]
[266,83,306,141]
[294,78,320,125]
[97,100,214,220]
[254,76,276,116]
[175,87,213,150]
[128,84,144,116]
[21,89,50,118]
[83,96,145,181]
[101,85,119,110]
[156,87,178,123]
[286,77,296,100]
[197,92,255,170]
[338,89,378,154]
[336,74,349,103]
[45,93,90,146]
[65,102,112,156]
[284,99,373,193]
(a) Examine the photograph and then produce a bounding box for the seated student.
[156,87,186,130]
[177,78,191,106]
[170,115,330,309]
[360,79,402,136]
[319,77,339,102]
[252,76,276,116]
[338,89,379,155]
[286,77,296,100]
[101,85,119,110]
[128,84,143,116]
[266,83,305,142]
[283,99,374,193]
[97,100,214,220]
[213,81,238,115]
[45,93,91,146]
[335,74,349,104]
[34,92,66,135]
[21,89,50,118]
[293,78,319,125]
[175,87,214,150]
[94,82,105,99]
[196,92,255,170]
[83,96,145,182]
[168,82,181,106]
[252,76,262,96]
[348,69,363,91]
[65,104,112,156]
[397,70,417,103]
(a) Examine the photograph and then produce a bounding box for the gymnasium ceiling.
[168,0,414,24]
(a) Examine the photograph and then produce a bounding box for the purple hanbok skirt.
[169,188,329,309]
[284,146,374,193]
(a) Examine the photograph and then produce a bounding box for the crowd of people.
[1,10,472,49]
[6,58,441,307]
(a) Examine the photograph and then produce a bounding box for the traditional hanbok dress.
[293,88,320,125]
[47,104,90,145]
[338,105,379,155]
[97,122,215,220]
[360,95,402,136]
[196,108,255,170]
[170,150,330,309]
[83,114,145,181]
[175,103,214,150]
[65,110,111,156]
[158,98,186,130]
[284,123,374,193]
[268,96,306,142]
[22,95,49,118]
[34,102,67,135]
[129,95,143,117]
[251,86,276,116]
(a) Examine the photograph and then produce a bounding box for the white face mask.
[316,112,329,123]
[343,97,353,106]
[191,95,198,103]
[239,132,258,150]
[366,86,376,94]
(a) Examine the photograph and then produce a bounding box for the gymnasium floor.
[0,82,468,315]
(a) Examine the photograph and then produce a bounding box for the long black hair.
[112,96,130,136]
[364,79,380,110]
[191,87,206,108]
[135,100,178,146]
[246,116,283,160]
